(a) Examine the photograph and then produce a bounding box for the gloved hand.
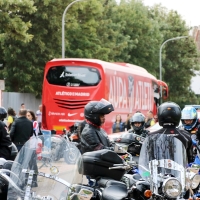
[192,139,197,146]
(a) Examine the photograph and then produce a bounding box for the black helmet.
[0,107,7,120]
[158,102,181,126]
[130,113,145,132]
[84,99,114,126]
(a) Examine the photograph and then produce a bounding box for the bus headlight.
[162,178,182,198]
[191,174,200,189]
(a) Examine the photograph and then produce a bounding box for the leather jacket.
[150,125,194,163]
[0,121,12,160]
[128,128,149,137]
[10,116,33,145]
[81,123,113,154]
[180,122,200,140]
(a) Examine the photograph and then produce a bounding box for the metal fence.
[2,92,42,114]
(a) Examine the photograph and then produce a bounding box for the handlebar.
[109,165,132,170]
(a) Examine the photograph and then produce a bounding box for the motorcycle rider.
[149,102,194,163]
[129,112,149,137]
[180,106,200,139]
[0,107,12,160]
[115,113,149,161]
[80,98,114,154]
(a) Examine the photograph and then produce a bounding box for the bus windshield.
[46,66,101,87]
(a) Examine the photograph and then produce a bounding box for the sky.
[142,0,200,27]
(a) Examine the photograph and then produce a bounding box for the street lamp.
[62,0,86,58]
[159,36,188,103]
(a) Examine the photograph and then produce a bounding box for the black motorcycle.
[82,148,135,200]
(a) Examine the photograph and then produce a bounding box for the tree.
[0,0,64,96]
[151,6,200,105]
[0,0,36,43]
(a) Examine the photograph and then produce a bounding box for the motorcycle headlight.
[191,174,200,189]
[162,178,182,198]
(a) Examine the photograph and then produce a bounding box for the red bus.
[42,58,168,134]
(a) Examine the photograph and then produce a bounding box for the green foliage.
[156,9,200,105]
[0,0,37,43]
[0,0,199,106]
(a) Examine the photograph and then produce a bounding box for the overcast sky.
[142,0,200,27]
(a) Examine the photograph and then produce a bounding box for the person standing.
[27,110,41,135]
[7,107,17,131]
[21,103,25,109]
[36,105,42,128]
[124,113,132,131]
[145,110,155,128]
[10,109,33,151]
[112,114,125,133]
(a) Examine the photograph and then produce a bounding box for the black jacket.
[81,123,113,153]
[10,116,33,145]
[0,121,12,160]
[128,128,149,137]
[150,126,194,163]
[182,122,200,141]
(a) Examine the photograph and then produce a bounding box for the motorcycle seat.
[102,184,127,200]
[98,178,126,188]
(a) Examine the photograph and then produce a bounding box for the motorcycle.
[5,135,137,200]
[5,135,93,200]
[114,131,145,164]
[82,146,137,200]
[132,133,199,200]
[187,135,200,198]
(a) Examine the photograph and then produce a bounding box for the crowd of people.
[112,110,157,133]
[0,98,199,159]
[80,99,199,171]
[0,103,42,157]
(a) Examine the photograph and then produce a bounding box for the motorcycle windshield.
[138,134,187,184]
[7,135,83,200]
